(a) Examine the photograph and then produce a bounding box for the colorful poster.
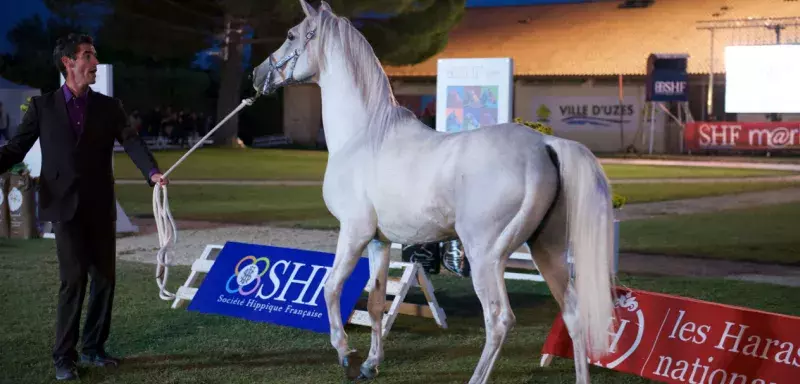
[436,58,513,133]
[444,85,499,132]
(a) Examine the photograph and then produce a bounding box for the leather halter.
[259,28,318,95]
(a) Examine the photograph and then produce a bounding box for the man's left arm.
[112,99,162,186]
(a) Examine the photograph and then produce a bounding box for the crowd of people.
[127,106,215,147]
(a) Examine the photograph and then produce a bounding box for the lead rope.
[153,96,257,301]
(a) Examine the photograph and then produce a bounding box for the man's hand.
[150,172,169,186]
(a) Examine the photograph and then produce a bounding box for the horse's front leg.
[324,225,372,375]
[358,239,391,380]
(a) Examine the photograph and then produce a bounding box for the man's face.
[63,43,99,86]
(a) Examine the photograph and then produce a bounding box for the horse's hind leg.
[463,244,516,384]
[529,195,591,384]
[358,239,391,380]
[324,225,372,376]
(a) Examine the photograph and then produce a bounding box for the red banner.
[541,287,800,384]
[684,121,800,150]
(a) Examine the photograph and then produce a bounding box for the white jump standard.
[251,2,619,384]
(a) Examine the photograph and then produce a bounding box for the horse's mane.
[313,10,417,150]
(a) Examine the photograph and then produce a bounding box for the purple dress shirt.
[62,85,160,180]
[62,85,87,137]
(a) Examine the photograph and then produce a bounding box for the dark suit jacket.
[0,88,159,223]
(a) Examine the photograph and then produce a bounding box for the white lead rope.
[152,97,257,301]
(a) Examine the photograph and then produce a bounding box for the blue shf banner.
[188,241,371,333]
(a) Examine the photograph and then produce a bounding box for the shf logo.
[654,80,687,96]
[226,256,270,295]
[225,253,333,307]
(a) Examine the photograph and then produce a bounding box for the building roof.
[382,0,800,77]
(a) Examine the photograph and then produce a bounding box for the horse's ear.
[299,0,316,18]
[319,1,332,13]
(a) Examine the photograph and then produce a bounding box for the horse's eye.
[287,32,295,41]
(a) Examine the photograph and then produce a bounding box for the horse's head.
[251,0,331,95]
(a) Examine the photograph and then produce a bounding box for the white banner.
[435,58,513,133]
[528,94,645,133]
[527,92,666,152]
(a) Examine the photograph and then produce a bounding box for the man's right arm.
[0,97,41,173]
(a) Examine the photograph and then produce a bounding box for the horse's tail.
[544,137,616,358]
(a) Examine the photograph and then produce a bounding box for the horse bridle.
[259,28,318,95]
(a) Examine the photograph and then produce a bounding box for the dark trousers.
[51,204,116,365]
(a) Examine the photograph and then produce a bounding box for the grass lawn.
[114,148,329,181]
[599,153,800,164]
[620,202,800,264]
[116,182,800,229]
[116,184,332,225]
[2,239,800,383]
[610,181,800,204]
[601,164,794,179]
[112,148,795,181]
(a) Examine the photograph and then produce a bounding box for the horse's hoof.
[356,364,378,381]
[341,350,363,380]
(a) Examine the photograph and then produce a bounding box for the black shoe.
[79,351,120,367]
[55,360,79,381]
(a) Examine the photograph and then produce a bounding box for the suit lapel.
[77,88,102,146]
[53,88,78,147]
[80,89,97,146]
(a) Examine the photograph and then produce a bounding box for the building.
[282,0,800,153]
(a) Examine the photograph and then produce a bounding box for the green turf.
[116,184,332,224]
[113,148,795,181]
[610,182,800,204]
[599,153,800,164]
[2,239,799,383]
[620,202,800,264]
[601,164,793,179]
[114,148,328,181]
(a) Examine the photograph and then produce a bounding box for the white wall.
[515,81,667,153]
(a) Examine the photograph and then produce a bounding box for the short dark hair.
[53,33,94,78]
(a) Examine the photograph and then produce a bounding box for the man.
[0,33,168,381]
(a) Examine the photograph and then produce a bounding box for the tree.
[43,0,467,146]
[0,15,85,92]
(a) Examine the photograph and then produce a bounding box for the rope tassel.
[151,96,257,301]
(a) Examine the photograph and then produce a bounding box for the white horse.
[251,2,618,383]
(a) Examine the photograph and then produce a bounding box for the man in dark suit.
[0,33,169,381]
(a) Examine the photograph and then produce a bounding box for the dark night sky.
[0,0,589,53]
